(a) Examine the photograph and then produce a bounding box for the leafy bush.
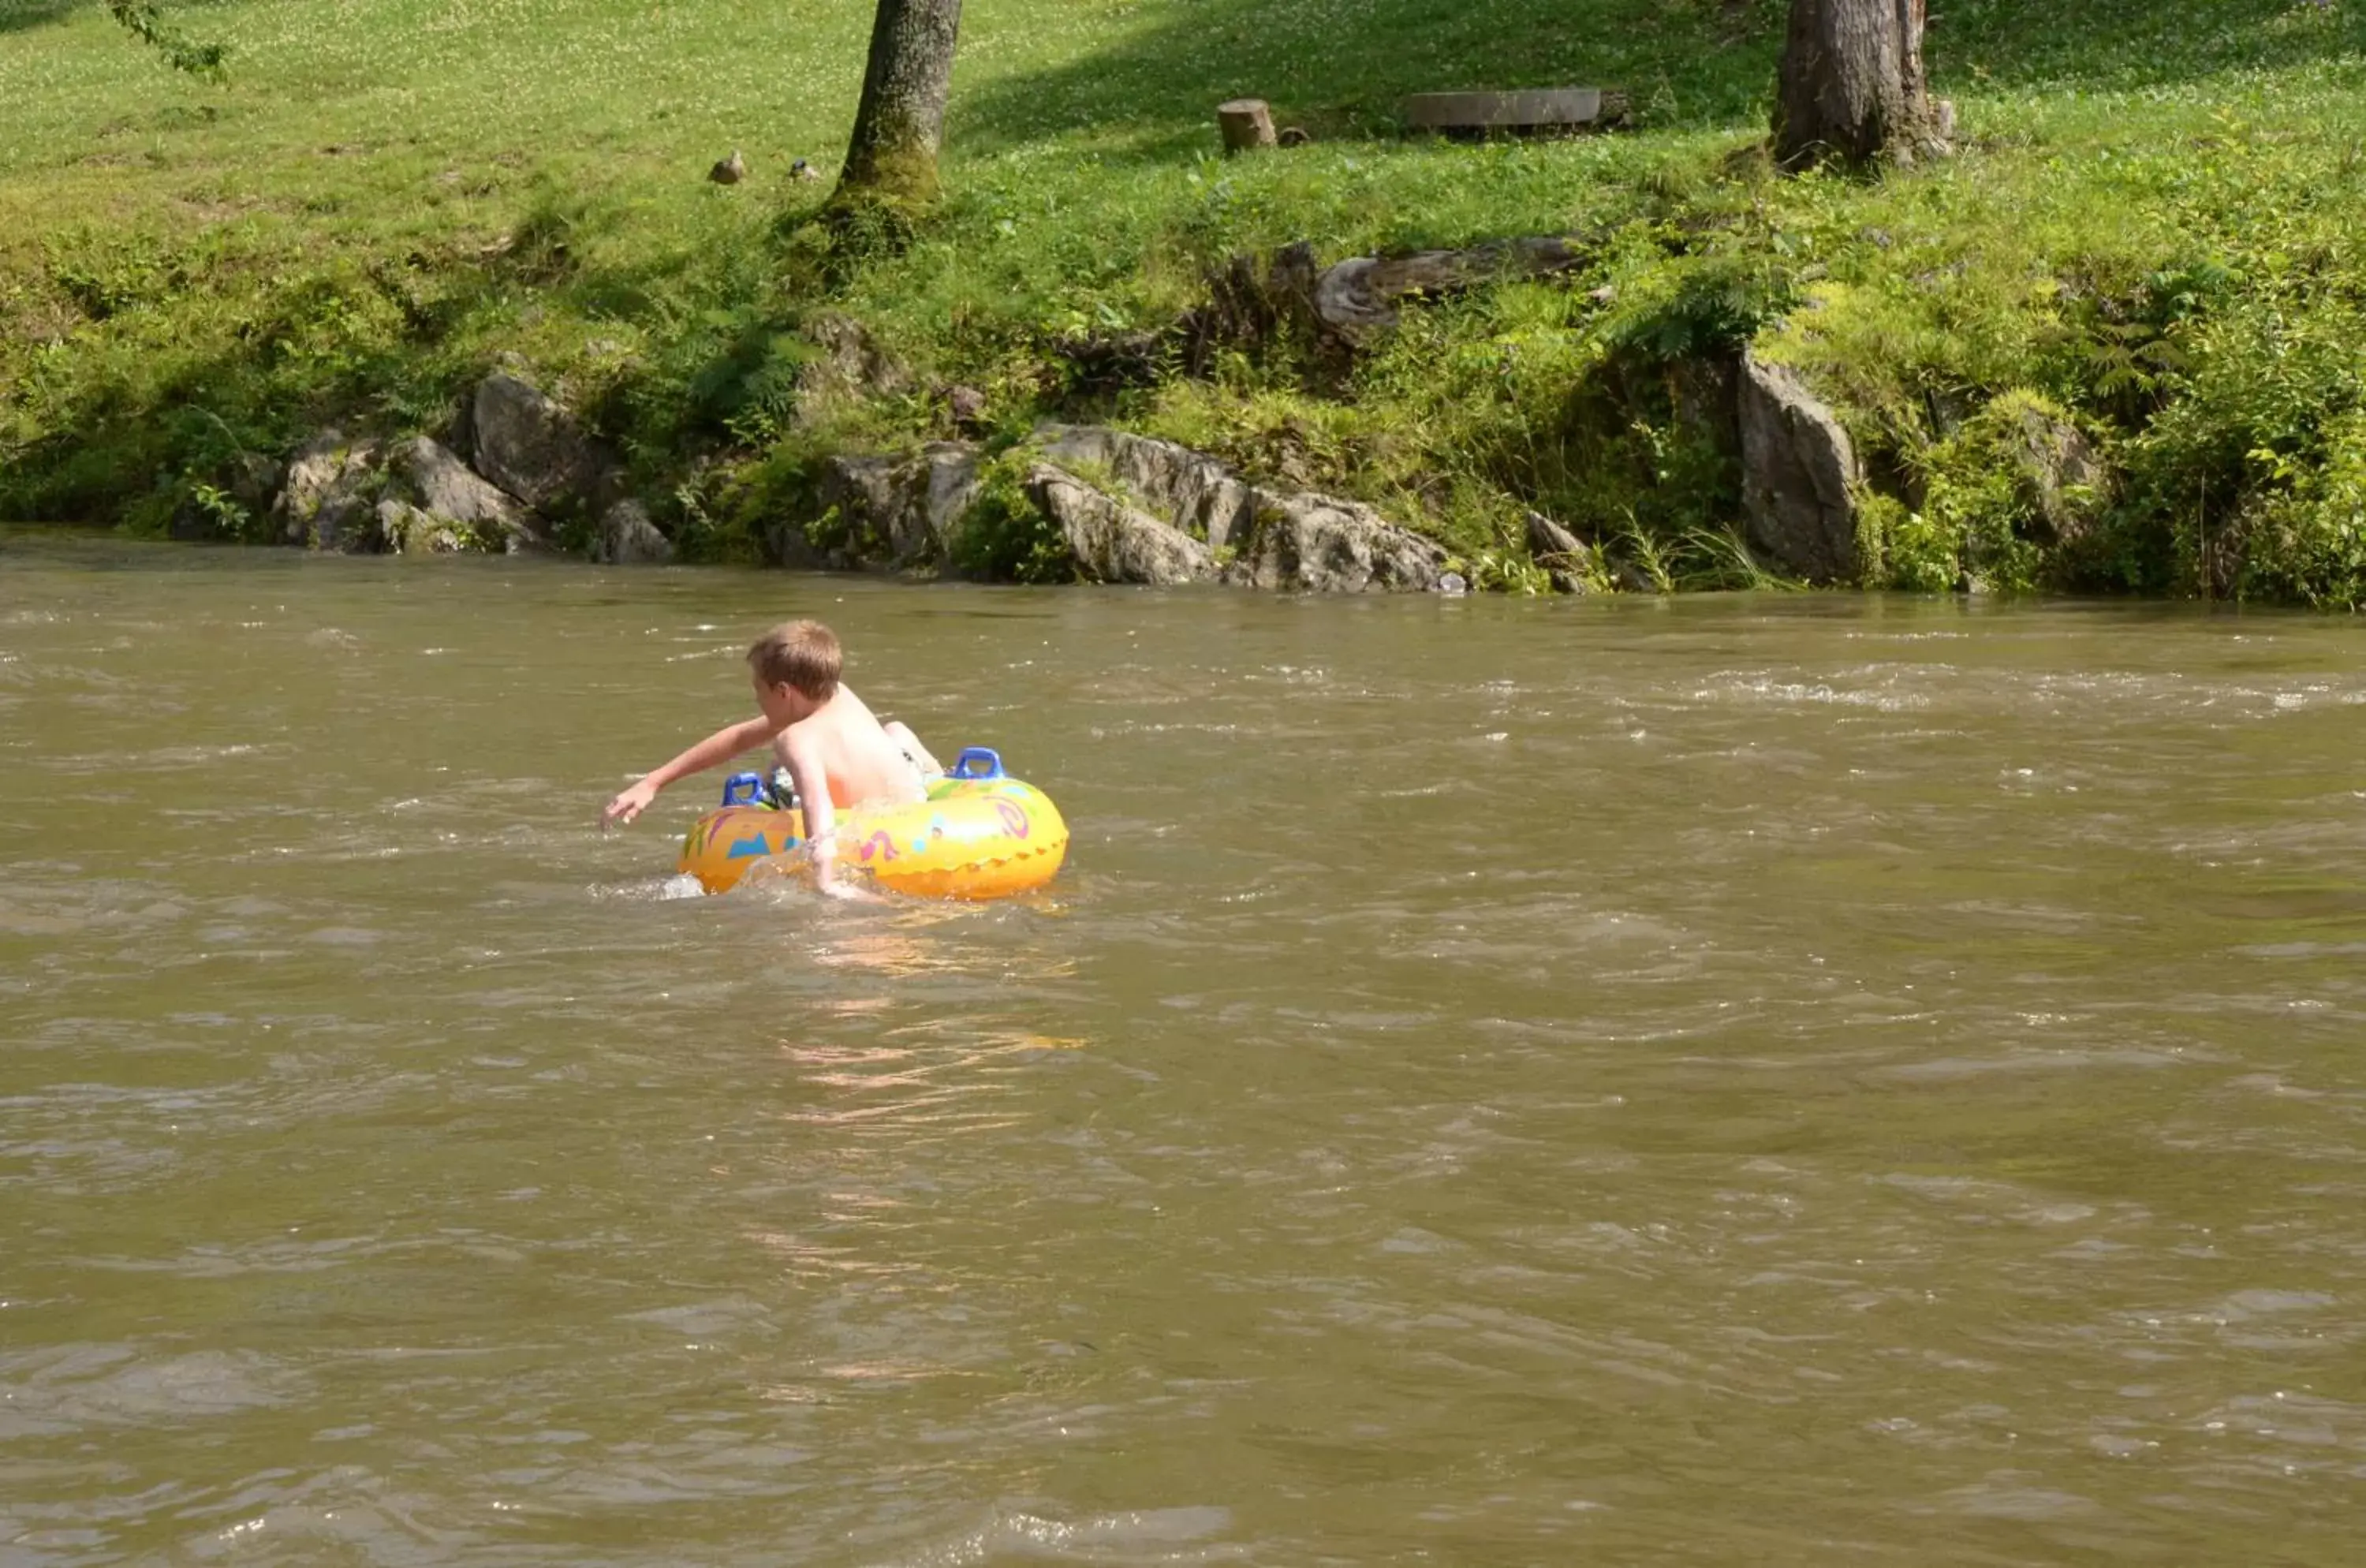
[2107,292,2366,599]
[2214,412,2366,610]
[944,450,1075,584]
[1601,247,1799,362]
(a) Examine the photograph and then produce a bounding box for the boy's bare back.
[777,686,926,811]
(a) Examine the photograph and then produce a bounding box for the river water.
[4,534,2364,1565]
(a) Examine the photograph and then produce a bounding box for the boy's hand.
[603,778,659,828]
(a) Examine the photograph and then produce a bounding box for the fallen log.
[1403,88,1625,135]
[1312,237,1587,342]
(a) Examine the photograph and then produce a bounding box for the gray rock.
[229,452,283,517]
[274,430,386,551]
[914,444,982,556]
[2005,400,2107,547]
[469,371,617,515]
[1524,510,1603,593]
[812,454,904,566]
[273,426,564,557]
[376,499,463,555]
[1038,424,1259,548]
[1737,351,1861,584]
[594,498,673,565]
[764,425,1454,593]
[1524,509,1584,560]
[1224,491,1448,593]
[762,518,830,572]
[1311,257,1394,343]
[1032,424,1445,592]
[1671,354,1742,454]
[794,314,911,430]
[782,442,980,570]
[166,498,218,543]
[1032,465,1221,588]
[812,313,907,390]
[1613,557,1666,595]
[946,383,989,431]
[1925,385,1976,439]
[1025,464,1215,586]
[385,436,543,552]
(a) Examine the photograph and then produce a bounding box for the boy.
[603,620,941,898]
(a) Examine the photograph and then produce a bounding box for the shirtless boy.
[602,620,941,898]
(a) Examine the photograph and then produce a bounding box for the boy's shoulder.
[784,702,865,756]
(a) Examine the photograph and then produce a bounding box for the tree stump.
[1217,99,1277,155]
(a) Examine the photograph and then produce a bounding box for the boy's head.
[748,620,842,719]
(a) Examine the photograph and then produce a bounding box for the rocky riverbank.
[248,371,672,566]
[229,357,1470,592]
[205,296,2099,601]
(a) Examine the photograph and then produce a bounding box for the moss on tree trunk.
[833,0,964,213]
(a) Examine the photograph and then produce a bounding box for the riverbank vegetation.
[5,0,2364,600]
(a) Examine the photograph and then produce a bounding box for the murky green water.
[6,534,2365,1565]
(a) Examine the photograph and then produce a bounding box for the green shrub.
[2110,293,2366,599]
[944,449,1075,584]
[2229,411,2366,610]
[1601,248,1799,362]
[681,317,819,446]
[1909,391,2102,592]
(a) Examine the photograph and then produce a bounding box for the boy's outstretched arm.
[603,715,777,827]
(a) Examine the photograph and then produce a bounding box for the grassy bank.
[5,0,2366,599]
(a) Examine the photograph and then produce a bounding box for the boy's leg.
[765,730,800,808]
[883,719,942,779]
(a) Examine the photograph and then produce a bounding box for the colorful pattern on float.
[675,748,1068,900]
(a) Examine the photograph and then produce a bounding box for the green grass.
[6,0,2366,600]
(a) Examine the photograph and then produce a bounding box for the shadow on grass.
[953,0,2366,162]
[954,0,1782,161]
[0,0,244,43]
[1932,0,2364,93]
[0,0,80,35]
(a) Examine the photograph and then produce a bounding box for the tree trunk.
[835,0,964,208]
[1773,0,1946,170]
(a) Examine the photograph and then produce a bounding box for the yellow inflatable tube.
[677,749,1068,899]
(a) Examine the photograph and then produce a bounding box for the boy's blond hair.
[747,619,842,700]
